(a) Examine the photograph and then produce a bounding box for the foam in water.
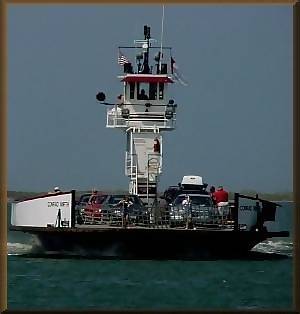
[7,242,33,256]
[253,238,293,257]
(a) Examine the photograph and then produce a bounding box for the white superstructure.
[97,25,178,206]
[11,192,74,228]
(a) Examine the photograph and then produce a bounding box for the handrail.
[236,193,282,207]
[233,192,281,232]
[107,112,176,129]
[75,193,283,231]
[118,46,172,50]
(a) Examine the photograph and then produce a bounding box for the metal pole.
[233,193,239,231]
[71,190,76,227]
[130,131,133,194]
[159,5,165,73]
[147,157,149,206]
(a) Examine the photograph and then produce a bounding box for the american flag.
[171,57,188,86]
[118,52,130,65]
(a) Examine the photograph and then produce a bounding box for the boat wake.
[7,242,34,256]
[7,238,293,260]
[7,241,122,259]
[252,238,293,257]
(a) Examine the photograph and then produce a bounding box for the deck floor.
[74,223,235,231]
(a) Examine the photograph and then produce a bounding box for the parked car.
[168,193,214,227]
[101,194,150,225]
[161,185,181,203]
[76,193,107,224]
[75,193,92,223]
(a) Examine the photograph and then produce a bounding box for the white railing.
[168,204,234,228]
[77,205,234,229]
[106,110,176,130]
[106,111,127,128]
[125,152,138,177]
[125,152,139,195]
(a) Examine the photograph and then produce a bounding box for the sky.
[8,4,293,193]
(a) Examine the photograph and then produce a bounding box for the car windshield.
[79,193,108,203]
[107,195,142,206]
[94,195,107,204]
[79,194,91,204]
[190,196,212,206]
[108,196,124,205]
[174,195,212,207]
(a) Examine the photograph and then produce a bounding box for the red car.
[81,194,108,223]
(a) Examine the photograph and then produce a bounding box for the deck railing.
[73,193,282,230]
[77,204,235,229]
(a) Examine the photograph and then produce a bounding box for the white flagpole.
[159,5,165,73]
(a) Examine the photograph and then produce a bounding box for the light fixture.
[96,92,106,102]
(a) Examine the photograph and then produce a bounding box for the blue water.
[7,202,293,310]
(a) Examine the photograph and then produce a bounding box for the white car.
[168,193,214,226]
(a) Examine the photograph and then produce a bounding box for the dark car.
[101,194,150,225]
[161,185,181,204]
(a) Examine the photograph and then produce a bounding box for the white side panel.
[133,133,162,177]
[133,137,147,174]
[238,206,258,231]
[11,192,73,228]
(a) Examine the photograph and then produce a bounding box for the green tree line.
[7,190,293,202]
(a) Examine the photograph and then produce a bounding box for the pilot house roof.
[120,74,174,84]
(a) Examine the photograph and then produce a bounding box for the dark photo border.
[0,0,298,313]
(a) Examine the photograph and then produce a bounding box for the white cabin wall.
[11,193,73,228]
[131,132,162,179]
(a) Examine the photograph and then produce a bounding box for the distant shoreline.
[7,190,293,202]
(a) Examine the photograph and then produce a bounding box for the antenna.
[159,5,165,73]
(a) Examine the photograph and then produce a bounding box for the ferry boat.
[10,26,289,259]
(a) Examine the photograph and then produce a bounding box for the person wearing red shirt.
[214,186,229,205]
[214,186,229,220]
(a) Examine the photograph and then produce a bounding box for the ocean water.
[7,202,293,310]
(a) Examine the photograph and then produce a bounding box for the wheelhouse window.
[129,82,165,100]
[137,83,149,100]
[149,83,157,100]
[129,83,135,99]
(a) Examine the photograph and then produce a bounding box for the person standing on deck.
[88,189,98,204]
[48,186,61,194]
[54,187,61,194]
[111,94,123,116]
[214,186,229,219]
[214,186,229,204]
[117,94,124,104]
[116,94,124,113]
[209,186,216,205]
[182,195,192,229]
[117,196,133,228]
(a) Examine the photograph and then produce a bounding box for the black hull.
[10,226,290,259]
